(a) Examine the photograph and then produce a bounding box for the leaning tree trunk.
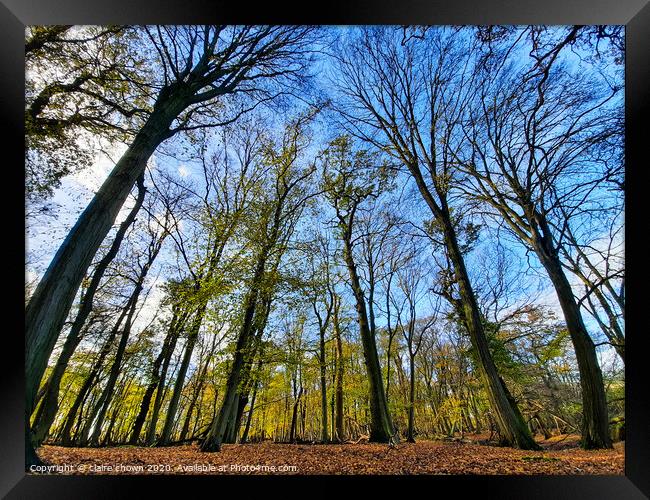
[406,163,538,450]
[341,237,395,444]
[88,228,164,446]
[179,345,216,443]
[145,315,185,445]
[59,301,134,446]
[532,221,612,449]
[180,325,223,443]
[441,216,540,450]
[31,177,146,447]
[84,296,140,446]
[224,306,270,444]
[25,85,193,466]
[178,388,199,443]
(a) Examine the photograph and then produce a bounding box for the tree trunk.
[158,307,204,445]
[179,346,215,443]
[145,308,188,445]
[84,298,139,446]
[441,215,540,450]
[319,330,328,442]
[398,151,540,449]
[88,228,164,446]
[129,319,178,445]
[59,315,128,446]
[25,86,192,465]
[178,393,197,443]
[225,312,269,443]
[200,256,266,452]
[31,177,146,447]
[333,300,345,442]
[289,387,304,443]
[241,381,258,444]
[407,353,416,443]
[385,335,393,406]
[341,237,395,443]
[533,226,612,449]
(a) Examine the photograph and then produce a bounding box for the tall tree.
[332,294,346,442]
[201,111,319,451]
[391,251,437,442]
[454,39,620,448]
[85,207,170,445]
[156,120,269,445]
[321,135,397,444]
[332,27,539,449]
[304,232,336,443]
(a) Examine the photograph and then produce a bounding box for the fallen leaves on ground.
[36,435,624,475]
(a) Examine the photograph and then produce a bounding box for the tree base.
[200,437,222,452]
[581,436,613,450]
[25,442,45,471]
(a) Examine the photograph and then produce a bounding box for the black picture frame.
[2,1,648,497]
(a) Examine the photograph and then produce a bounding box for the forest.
[25,25,625,475]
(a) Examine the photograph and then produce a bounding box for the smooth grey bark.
[25,84,195,463]
[25,27,316,458]
[31,176,146,447]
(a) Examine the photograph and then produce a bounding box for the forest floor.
[36,434,624,475]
